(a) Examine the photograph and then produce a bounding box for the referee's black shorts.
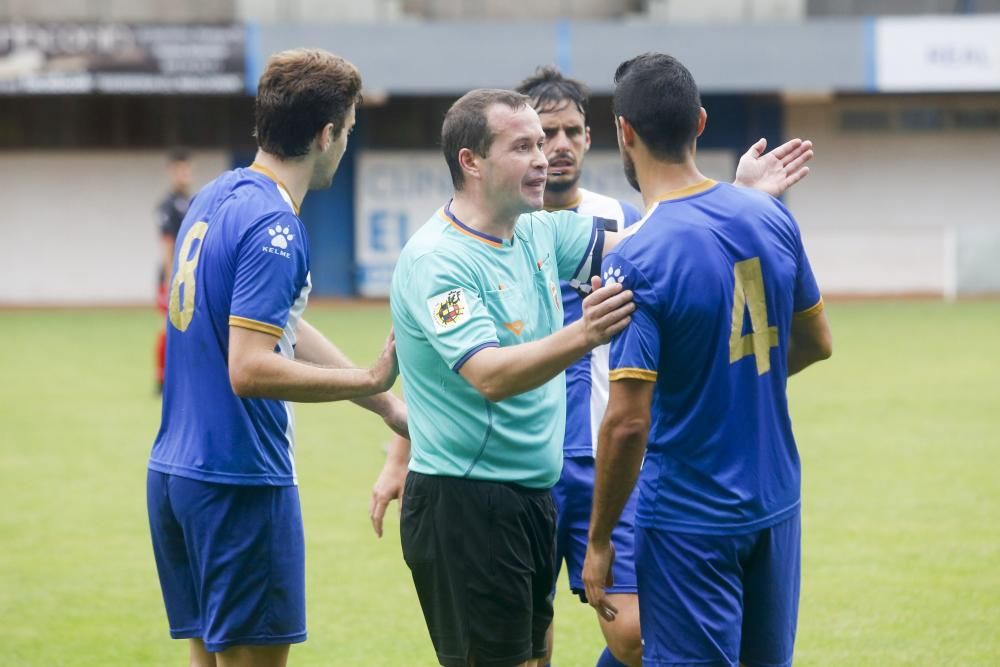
[401,471,557,667]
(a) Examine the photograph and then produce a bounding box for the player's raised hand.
[581,275,634,348]
[582,540,618,622]
[369,329,400,393]
[734,137,814,197]
[369,435,410,538]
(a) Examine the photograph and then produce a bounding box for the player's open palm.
[370,329,400,393]
[581,275,634,347]
[735,137,814,197]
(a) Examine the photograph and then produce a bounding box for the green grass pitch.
[0,301,997,665]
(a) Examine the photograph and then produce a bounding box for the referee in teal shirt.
[391,89,634,667]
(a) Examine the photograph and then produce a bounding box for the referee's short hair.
[613,53,701,163]
[255,49,362,159]
[441,89,531,190]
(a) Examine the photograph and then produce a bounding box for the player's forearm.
[386,434,411,465]
[230,350,386,403]
[461,320,591,402]
[589,413,648,545]
[787,340,828,376]
[787,312,833,376]
[294,318,398,415]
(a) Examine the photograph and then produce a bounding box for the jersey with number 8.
[168,221,209,332]
[603,180,823,535]
[150,167,311,487]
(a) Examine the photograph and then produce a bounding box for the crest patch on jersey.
[427,288,469,333]
[603,266,626,286]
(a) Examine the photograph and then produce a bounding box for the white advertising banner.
[355,149,734,297]
[876,16,1000,92]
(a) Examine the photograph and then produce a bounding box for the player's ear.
[617,116,635,148]
[457,147,481,182]
[584,125,592,153]
[317,122,335,152]
[695,108,707,138]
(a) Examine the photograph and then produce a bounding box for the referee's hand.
[581,275,634,348]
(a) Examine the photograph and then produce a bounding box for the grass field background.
[1,301,997,665]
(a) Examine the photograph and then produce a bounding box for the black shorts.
[401,472,557,667]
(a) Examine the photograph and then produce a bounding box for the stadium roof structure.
[251,18,870,96]
[253,15,1000,96]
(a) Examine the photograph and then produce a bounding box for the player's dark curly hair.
[613,53,701,163]
[515,66,590,120]
[441,88,531,190]
[254,49,362,159]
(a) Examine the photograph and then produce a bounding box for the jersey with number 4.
[149,166,311,487]
[604,180,823,535]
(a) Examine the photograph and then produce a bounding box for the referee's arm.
[458,277,633,403]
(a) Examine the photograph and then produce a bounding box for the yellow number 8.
[168,221,209,332]
[729,257,778,376]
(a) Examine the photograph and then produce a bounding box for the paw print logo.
[603,266,625,286]
[268,224,295,249]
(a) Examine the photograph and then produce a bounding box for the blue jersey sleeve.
[792,225,823,318]
[229,212,309,337]
[603,253,661,383]
[405,252,500,372]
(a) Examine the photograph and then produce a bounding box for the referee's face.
[480,105,548,217]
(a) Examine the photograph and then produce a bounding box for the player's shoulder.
[577,188,642,226]
[205,169,299,228]
[191,173,297,254]
[514,208,587,245]
[715,181,789,216]
[396,207,469,274]
[612,196,707,267]
[715,182,801,243]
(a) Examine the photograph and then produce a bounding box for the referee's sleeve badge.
[427,288,470,333]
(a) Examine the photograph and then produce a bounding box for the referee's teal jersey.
[149,164,311,486]
[603,180,824,534]
[391,202,605,489]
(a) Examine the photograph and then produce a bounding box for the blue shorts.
[552,456,638,599]
[146,469,307,653]
[635,511,801,667]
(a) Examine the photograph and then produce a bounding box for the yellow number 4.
[168,221,209,332]
[729,257,778,376]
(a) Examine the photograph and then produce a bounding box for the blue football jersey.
[551,188,643,458]
[149,165,311,486]
[604,180,823,534]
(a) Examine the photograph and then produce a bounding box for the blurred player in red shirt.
[155,149,193,393]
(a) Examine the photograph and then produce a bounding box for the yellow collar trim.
[647,179,717,210]
[249,162,301,215]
